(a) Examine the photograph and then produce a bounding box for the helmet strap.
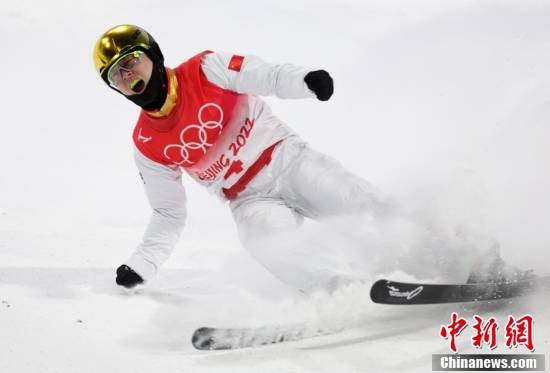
[123,55,168,111]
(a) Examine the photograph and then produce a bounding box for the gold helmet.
[93,24,163,85]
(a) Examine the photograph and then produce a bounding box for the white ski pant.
[229,137,388,292]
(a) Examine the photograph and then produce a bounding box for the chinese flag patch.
[228,55,244,72]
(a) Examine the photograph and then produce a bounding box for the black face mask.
[123,57,168,111]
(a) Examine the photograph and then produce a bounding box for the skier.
[93,25,529,292]
[92,24,393,291]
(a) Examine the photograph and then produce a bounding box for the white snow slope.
[1,1,550,372]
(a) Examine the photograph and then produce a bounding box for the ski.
[192,276,550,350]
[370,275,550,305]
[192,324,336,351]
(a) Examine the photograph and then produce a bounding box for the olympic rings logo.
[163,103,224,166]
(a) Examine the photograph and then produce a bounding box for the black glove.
[304,70,334,101]
[116,264,144,288]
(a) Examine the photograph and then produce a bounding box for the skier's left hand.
[304,70,334,101]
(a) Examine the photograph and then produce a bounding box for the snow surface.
[1,0,550,372]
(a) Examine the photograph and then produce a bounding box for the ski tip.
[192,327,217,350]
[370,279,389,303]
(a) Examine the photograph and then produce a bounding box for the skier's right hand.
[116,264,144,289]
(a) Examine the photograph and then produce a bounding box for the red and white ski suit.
[128,51,385,291]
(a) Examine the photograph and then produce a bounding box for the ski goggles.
[107,50,145,88]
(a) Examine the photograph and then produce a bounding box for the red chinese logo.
[440,312,468,353]
[439,313,536,353]
[505,314,535,352]
[472,315,498,349]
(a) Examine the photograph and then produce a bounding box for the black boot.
[467,247,534,284]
